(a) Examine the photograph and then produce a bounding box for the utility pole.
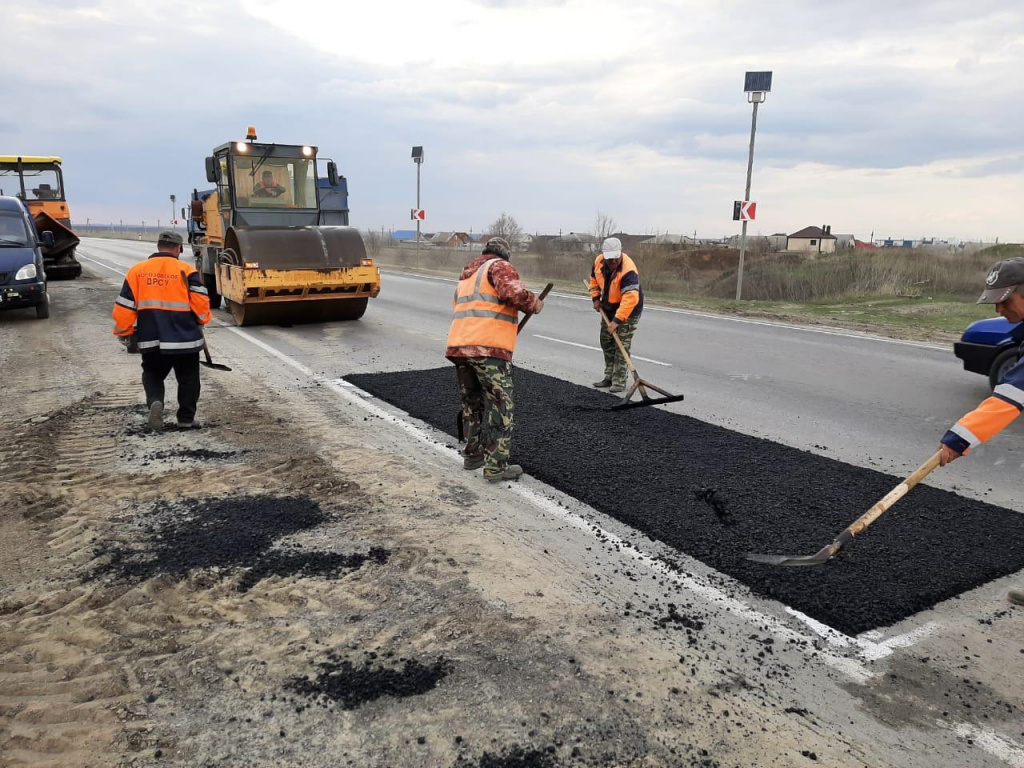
[170,194,176,231]
[735,71,772,301]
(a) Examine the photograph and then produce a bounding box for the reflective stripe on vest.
[446,259,519,353]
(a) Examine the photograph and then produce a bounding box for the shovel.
[200,342,232,372]
[745,451,942,567]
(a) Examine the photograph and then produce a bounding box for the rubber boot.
[486,464,523,483]
[147,401,164,432]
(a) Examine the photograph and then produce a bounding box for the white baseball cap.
[600,237,622,260]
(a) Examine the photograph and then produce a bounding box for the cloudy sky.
[6,0,1023,242]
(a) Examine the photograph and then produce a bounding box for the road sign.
[733,201,756,221]
[411,208,426,221]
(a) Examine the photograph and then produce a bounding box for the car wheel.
[988,346,1019,389]
[35,295,50,319]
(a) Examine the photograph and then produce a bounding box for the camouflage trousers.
[599,316,639,388]
[454,357,515,478]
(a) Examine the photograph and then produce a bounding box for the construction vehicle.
[0,156,82,279]
[188,127,379,326]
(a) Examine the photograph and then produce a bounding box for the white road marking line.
[533,334,672,366]
[381,269,948,352]
[785,608,940,661]
[951,723,1024,767]
[78,253,128,276]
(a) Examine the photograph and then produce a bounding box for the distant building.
[430,231,472,248]
[833,233,855,250]
[392,229,430,242]
[788,226,837,254]
[853,239,878,251]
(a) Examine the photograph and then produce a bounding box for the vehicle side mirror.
[205,156,219,183]
[41,231,55,248]
[181,207,187,219]
[327,161,339,186]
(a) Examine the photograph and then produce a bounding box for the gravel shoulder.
[0,273,1020,768]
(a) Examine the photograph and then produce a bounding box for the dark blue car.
[0,195,51,319]
[955,316,1024,389]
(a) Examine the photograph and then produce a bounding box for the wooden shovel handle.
[517,282,554,333]
[846,451,942,539]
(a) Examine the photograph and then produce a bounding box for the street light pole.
[412,146,424,260]
[735,71,772,301]
[170,194,176,231]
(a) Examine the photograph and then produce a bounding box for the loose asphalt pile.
[288,649,452,710]
[92,494,390,591]
[348,367,1024,635]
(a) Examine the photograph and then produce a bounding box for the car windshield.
[0,166,64,202]
[0,212,29,246]
[231,156,316,209]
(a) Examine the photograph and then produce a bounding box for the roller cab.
[190,128,380,326]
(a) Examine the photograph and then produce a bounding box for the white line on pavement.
[951,723,1024,767]
[533,334,672,366]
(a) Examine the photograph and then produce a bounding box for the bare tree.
[593,211,617,242]
[488,212,524,244]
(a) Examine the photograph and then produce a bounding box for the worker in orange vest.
[588,237,643,392]
[938,256,1024,607]
[112,231,211,431]
[446,237,544,482]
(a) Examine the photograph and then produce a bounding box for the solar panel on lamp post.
[736,71,772,301]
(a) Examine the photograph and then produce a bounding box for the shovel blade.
[745,545,835,567]
[200,361,232,372]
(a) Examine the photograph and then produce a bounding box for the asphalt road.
[75,237,1024,512]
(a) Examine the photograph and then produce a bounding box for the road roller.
[188,127,380,326]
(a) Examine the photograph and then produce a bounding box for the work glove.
[592,300,601,312]
[533,298,545,315]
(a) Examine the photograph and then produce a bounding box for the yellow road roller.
[188,127,380,326]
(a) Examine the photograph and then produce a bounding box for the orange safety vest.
[446,258,519,353]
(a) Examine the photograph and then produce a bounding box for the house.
[551,232,599,253]
[787,226,837,254]
[430,231,472,248]
[853,239,877,251]
[392,229,431,242]
[833,233,855,250]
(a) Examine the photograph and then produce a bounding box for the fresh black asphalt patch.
[347,367,1024,635]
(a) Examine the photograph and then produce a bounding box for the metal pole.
[415,162,421,259]
[735,99,760,301]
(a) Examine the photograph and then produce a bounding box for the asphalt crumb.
[453,745,560,768]
[91,494,388,590]
[287,650,452,710]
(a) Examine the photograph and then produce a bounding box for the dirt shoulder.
[0,273,1015,768]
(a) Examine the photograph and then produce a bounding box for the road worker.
[253,170,286,198]
[112,231,211,431]
[588,237,643,392]
[446,237,543,482]
[938,256,1024,607]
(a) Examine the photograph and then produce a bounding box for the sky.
[4,0,1023,242]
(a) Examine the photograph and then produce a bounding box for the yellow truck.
[188,128,380,326]
[0,156,81,279]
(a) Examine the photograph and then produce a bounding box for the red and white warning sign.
[739,201,756,221]
[410,208,426,221]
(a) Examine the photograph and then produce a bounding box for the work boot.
[147,401,164,432]
[462,454,484,470]
[1008,588,1024,607]
[593,378,612,388]
[177,420,199,430]
[609,383,626,393]
[485,464,523,483]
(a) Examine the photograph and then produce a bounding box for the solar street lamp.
[412,146,424,257]
[735,71,772,301]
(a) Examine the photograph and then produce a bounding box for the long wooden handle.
[846,451,942,538]
[598,306,638,376]
[517,282,554,333]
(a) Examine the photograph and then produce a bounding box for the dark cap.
[978,257,1024,304]
[483,237,511,259]
[157,230,184,246]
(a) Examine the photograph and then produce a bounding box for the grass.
[373,243,1019,343]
